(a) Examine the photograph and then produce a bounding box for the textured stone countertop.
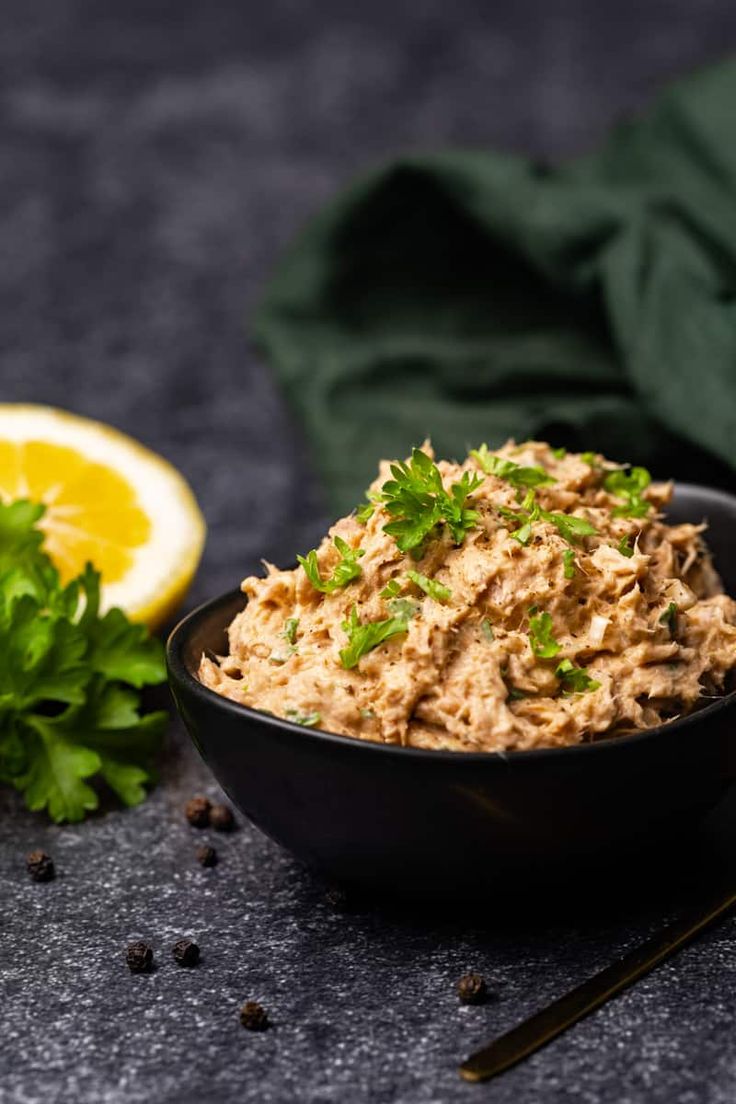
[3,2,736,1101]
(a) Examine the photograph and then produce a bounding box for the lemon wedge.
[0,404,205,629]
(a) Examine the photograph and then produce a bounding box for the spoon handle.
[459,883,736,1083]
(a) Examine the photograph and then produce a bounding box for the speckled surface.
[3,3,736,1101]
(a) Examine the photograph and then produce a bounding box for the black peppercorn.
[26,850,55,882]
[196,844,217,867]
[325,885,350,912]
[185,796,211,828]
[126,941,154,973]
[172,938,200,967]
[240,1001,269,1031]
[457,972,487,1005]
[209,803,235,832]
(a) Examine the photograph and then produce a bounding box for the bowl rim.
[167,481,736,764]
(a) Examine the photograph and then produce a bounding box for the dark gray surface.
[3,3,736,1101]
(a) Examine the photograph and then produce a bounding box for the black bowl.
[167,484,736,896]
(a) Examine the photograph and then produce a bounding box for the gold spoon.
[460,883,736,1083]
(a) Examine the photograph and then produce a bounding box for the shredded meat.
[200,442,736,751]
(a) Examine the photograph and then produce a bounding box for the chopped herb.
[406,569,452,603]
[480,618,494,641]
[581,451,601,468]
[380,448,483,553]
[285,709,322,727]
[555,659,601,693]
[617,535,635,558]
[659,601,678,633]
[498,505,535,545]
[604,467,652,519]
[528,610,561,659]
[471,445,554,489]
[552,446,567,459]
[298,536,365,593]
[380,579,402,599]
[541,510,597,544]
[339,605,412,669]
[386,597,420,620]
[562,549,576,579]
[356,492,379,524]
[281,618,299,645]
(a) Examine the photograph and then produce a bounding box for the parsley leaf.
[285,709,321,727]
[380,448,482,554]
[355,491,379,524]
[298,536,365,593]
[282,618,299,645]
[528,610,561,659]
[659,601,678,633]
[540,510,597,544]
[0,501,167,823]
[380,579,402,599]
[481,618,495,641]
[617,535,635,558]
[555,659,601,694]
[604,467,652,518]
[339,605,412,669]
[406,569,451,603]
[562,549,576,579]
[551,446,567,459]
[471,445,554,489]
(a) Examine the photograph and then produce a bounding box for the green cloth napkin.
[254,61,736,514]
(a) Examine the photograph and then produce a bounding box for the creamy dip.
[200,442,736,752]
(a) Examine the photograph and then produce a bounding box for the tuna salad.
[199,442,736,752]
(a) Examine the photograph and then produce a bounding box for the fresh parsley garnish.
[285,709,321,727]
[386,597,420,620]
[339,605,412,669]
[581,451,601,468]
[282,618,299,645]
[0,501,167,824]
[298,536,365,593]
[604,467,652,518]
[481,618,494,641]
[380,448,483,554]
[380,579,402,599]
[659,601,678,633]
[562,549,576,579]
[406,569,451,603]
[471,445,554,489]
[552,446,567,459]
[542,511,598,544]
[617,535,634,558]
[528,610,561,659]
[555,659,601,694]
[499,490,596,547]
[355,491,380,524]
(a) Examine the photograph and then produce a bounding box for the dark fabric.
[254,60,736,513]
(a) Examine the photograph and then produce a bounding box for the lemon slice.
[0,404,205,629]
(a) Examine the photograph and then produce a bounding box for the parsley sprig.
[0,501,167,824]
[499,490,597,547]
[406,570,452,603]
[339,605,413,669]
[285,709,321,727]
[528,610,562,659]
[555,659,601,694]
[603,467,652,518]
[298,536,365,593]
[380,449,483,554]
[471,444,554,489]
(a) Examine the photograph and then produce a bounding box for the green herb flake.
[380,579,402,599]
[339,605,413,669]
[541,510,598,544]
[555,658,601,694]
[528,610,561,659]
[355,490,380,524]
[562,549,576,579]
[480,618,495,642]
[380,448,483,554]
[552,447,567,459]
[617,535,635,558]
[471,445,554,489]
[659,601,678,633]
[406,569,452,603]
[281,618,299,645]
[297,536,365,594]
[603,467,652,519]
[580,451,601,468]
[0,501,167,824]
[285,709,322,727]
